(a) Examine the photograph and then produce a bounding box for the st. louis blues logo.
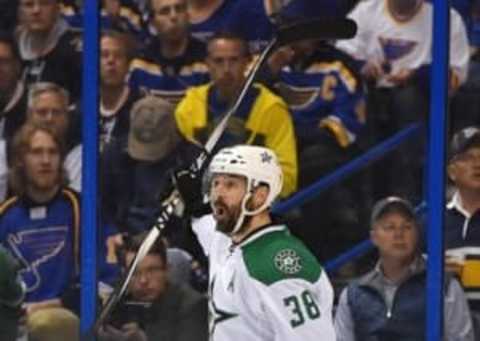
[7,226,69,293]
[378,36,417,61]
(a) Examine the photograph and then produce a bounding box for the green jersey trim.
[242,228,322,286]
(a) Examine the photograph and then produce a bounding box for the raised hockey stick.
[94,17,357,332]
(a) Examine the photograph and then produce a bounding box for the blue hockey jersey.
[0,188,119,303]
[271,44,366,147]
[128,38,209,104]
[189,0,237,43]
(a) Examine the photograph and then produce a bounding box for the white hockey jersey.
[192,215,336,341]
[336,0,470,88]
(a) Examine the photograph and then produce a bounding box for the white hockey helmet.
[208,145,284,209]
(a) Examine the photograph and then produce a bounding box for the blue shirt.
[0,189,119,303]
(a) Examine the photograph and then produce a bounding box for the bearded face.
[212,196,243,234]
[209,174,248,235]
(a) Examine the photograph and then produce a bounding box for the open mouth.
[213,204,228,220]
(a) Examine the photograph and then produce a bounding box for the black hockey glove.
[172,154,212,219]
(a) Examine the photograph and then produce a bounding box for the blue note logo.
[7,226,69,293]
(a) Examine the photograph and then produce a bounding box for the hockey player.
[175,145,336,340]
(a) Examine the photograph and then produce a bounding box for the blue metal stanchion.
[80,0,100,338]
[273,123,422,214]
[427,1,449,340]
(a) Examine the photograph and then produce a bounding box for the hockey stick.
[94,17,357,332]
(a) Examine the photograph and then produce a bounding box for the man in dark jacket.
[16,0,82,100]
[334,196,474,341]
[100,95,197,235]
[446,126,480,337]
[98,232,208,341]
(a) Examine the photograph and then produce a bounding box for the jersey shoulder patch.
[241,229,322,286]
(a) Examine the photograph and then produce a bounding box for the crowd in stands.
[0,0,479,339]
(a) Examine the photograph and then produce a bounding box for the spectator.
[61,0,147,41]
[101,0,145,39]
[100,30,143,150]
[128,0,209,104]
[26,82,82,192]
[224,0,357,54]
[336,0,470,202]
[224,0,276,53]
[449,0,480,133]
[0,123,79,312]
[27,307,79,341]
[16,0,83,101]
[187,0,236,43]
[98,231,208,341]
[0,123,118,314]
[101,96,197,234]
[0,32,28,141]
[265,39,368,261]
[164,245,208,292]
[446,126,480,336]
[0,245,25,341]
[334,196,474,341]
[175,32,298,197]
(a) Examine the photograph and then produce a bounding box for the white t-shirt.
[192,214,336,341]
[64,144,82,193]
[336,0,469,88]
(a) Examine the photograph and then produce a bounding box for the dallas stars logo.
[260,151,272,164]
[208,276,238,337]
[274,249,302,275]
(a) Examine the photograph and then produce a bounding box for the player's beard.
[214,198,257,236]
[214,199,241,235]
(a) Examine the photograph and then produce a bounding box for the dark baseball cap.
[449,126,480,162]
[370,196,416,227]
